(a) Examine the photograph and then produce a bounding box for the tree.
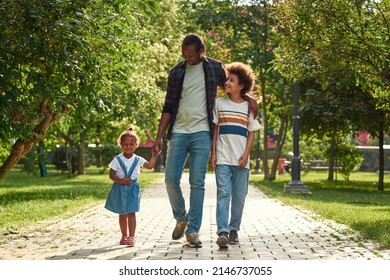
[0,0,160,180]
[274,0,390,190]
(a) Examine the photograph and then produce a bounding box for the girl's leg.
[119,214,128,237]
[128,213,136,237]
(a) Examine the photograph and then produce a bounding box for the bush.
[335,144,364,181]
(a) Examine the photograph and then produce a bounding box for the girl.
[105,128,160,246]
[211,62,261,248]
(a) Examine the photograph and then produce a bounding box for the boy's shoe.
[229,230,239,244]
[185,232,203,248]
[216,232,229,248]
[172,217,188,240]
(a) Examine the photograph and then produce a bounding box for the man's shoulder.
[170,61,186,73]
[203,56,222,65]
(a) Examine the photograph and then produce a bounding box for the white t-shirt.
[213,96,261,169]
[173,62,209,133]
[108,153,147,180]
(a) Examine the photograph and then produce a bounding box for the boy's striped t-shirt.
[218,109,250,137]
[213,96,261,168]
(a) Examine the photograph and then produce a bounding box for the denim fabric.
[165,131,212,234]
[215,164,249,234]
[105,180,140,214]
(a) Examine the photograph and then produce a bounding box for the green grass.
[0,167,164,236]
[249,170,390,249]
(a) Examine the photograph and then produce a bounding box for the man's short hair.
[182,33,205,52]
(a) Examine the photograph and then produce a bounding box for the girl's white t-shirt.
[108,153,147,180]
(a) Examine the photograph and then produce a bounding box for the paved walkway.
[0,173,389,260]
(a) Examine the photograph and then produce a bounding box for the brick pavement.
[0,173,389,260]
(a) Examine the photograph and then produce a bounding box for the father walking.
[153,33,257,248]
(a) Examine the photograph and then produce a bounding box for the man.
[153,33,257,248]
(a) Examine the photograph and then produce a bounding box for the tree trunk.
[378,127,384,191]
[0,140,34,180]
[77,130,87,175]
[269,118,289,180]
[0,98,61,181]
[327,137,336,181]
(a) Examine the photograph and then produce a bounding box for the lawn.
[249,170,390,249]
[0,167,164,236]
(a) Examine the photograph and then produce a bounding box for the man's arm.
[153,112,171,153]
[243,94,259,118]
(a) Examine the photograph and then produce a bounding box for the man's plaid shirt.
[162,56,226,140]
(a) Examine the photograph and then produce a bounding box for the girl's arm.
[210,124,220,169]
[143,149,160,170]
[109,168,132,185]
[238,131,255,167]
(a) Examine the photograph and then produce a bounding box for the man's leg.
[165,133,188,222]
[186,131,212,234]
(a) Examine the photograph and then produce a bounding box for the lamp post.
[253,113,262,174]
[284,82,311,194]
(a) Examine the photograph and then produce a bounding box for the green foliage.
[90,144,122,172]
[0,0,181,178]
[0,0,103,141]
[274,0,390,106]
[0,143,11,164]
[332,144,364,181]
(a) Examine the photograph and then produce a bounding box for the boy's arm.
[238,131,255,167]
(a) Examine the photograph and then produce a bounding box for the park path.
[0,173,389,260]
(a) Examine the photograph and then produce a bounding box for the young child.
[105,128,160,246]
[211,62,261,249]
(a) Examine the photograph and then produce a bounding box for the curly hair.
[225,62,256,95]
[117,128,140,147]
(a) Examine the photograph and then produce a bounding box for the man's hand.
[153,138,162,154]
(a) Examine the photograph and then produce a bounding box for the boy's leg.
[229,166,249,231]
[215,164,232,235]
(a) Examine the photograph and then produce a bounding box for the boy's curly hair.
[225,62,256,95]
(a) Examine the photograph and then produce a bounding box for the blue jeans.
[165,131,211,235]
[215,164,249,235]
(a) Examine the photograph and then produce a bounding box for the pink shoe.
[127,236,135,247]
[119,236,129,245]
